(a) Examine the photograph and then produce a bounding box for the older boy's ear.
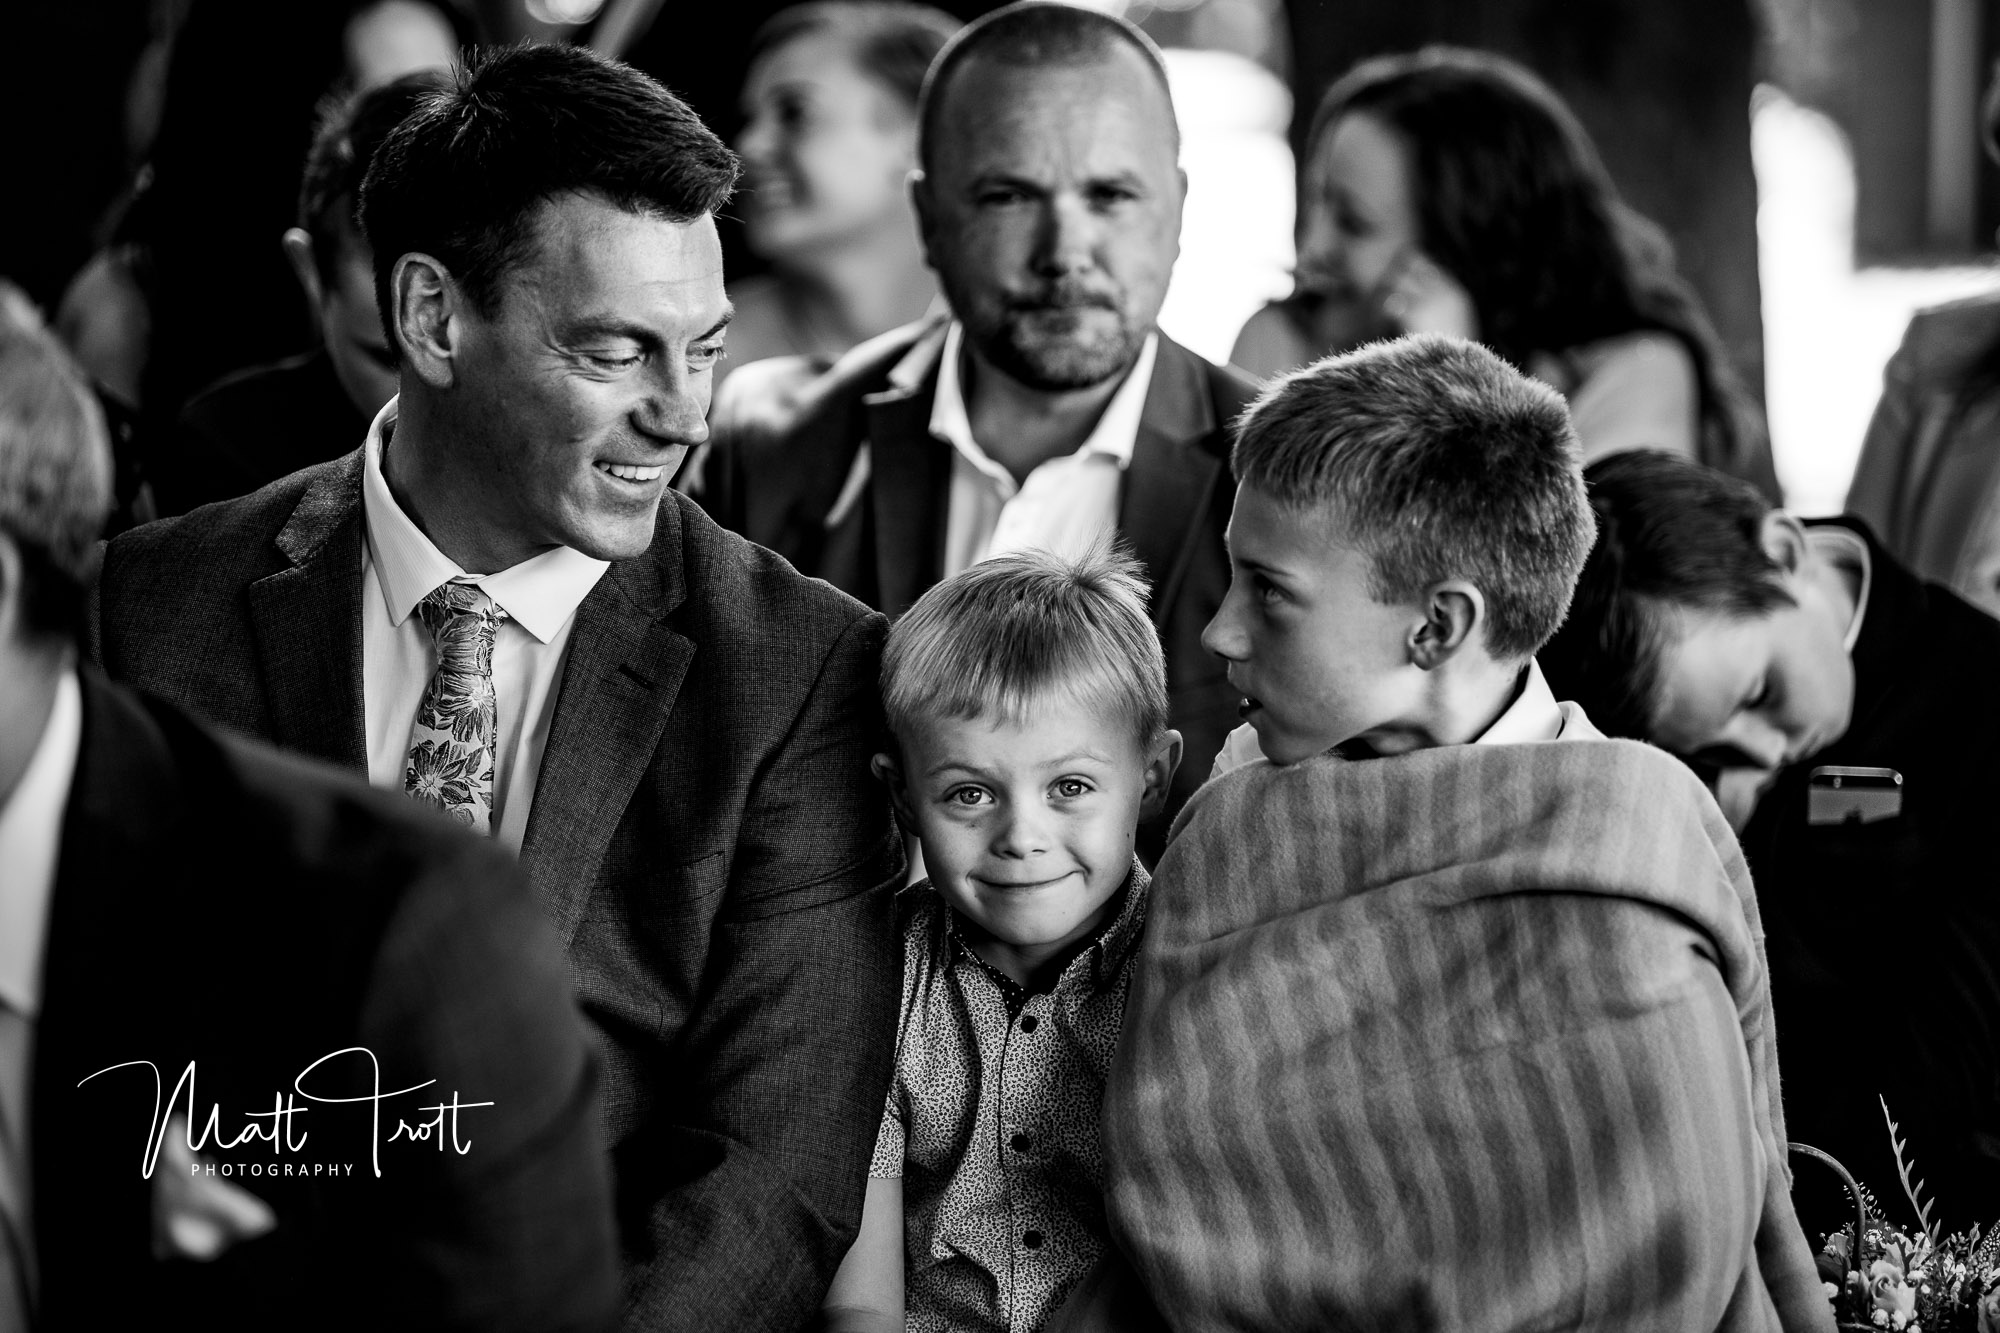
[1138,729,1184,821]
[871,751,917,828]
[1410,580,1484,671]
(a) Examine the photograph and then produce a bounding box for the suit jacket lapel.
[864,394,948,619]
[37,675,187,1302]
[519,503,694,943]
[863,323,953,619]
[247,454,367,769]
[1122,336,1228,626]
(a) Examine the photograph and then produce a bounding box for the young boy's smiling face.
[1202,481,1419,764]
[878,696,1179,987]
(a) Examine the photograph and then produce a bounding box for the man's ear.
[1138,728,1184,821]
[280,228,324,312]
[391,251,461,391]
[907,170,937,272]
[1757,510,1811,578]
[871,751,918,832]
[1409,580,1484,671]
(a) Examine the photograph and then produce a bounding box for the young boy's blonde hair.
[881,545,1168,747]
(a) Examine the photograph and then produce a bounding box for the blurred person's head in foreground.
[876,544,1180,988]
[1295,45,1761,483]
[911,0,1184,394]
[1202,334,1594,765]
[358,41,738,573]
[738,1,958,269]
[1539,451,1856,779]
[0,280,111,767]
[285,69,450,422]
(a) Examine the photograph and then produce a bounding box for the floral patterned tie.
[404,580,508,834]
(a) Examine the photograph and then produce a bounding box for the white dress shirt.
[360,400,610,851]
[0,668,79,1038]
[0,667,83,1296]
[1808,524,1873,652]
[929,321,1160,576]
[1209,659,1598,779]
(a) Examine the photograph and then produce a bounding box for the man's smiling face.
[441,192,730,566]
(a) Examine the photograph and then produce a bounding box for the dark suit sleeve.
[623,609,904,1331]
[357,837,622,1333]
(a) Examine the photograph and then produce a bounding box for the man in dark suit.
[0,285,618,1329]
[94,44,903,1332]
[700,1,1257,846]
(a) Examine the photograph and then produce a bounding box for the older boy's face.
[1203,483,1417,765]
[881,698,1175,973]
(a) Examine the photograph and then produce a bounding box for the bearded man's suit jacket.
[94,457,905,1332]
[701,318,1259,854]
[38,671,618,1331]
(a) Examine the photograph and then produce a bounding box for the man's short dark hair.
[298,69,451,287]
[1539,450,1793,740]
[749,2,960,110]
[0,282,112,644]
[1231,334,1593,662]
[915,0,1175,176]
[359,41,740,348]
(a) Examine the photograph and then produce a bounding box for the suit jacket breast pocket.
[668,849,732,902]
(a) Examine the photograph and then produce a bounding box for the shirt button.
[1009,1132,1032,1153]
[1023,1229,1045,1250]
[1019,1015,1039,1033]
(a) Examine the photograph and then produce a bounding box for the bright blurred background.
[10,0,2000,518]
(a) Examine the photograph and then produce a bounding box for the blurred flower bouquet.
[1812,1100,2000,1332]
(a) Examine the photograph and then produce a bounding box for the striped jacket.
[1101,738,1834,1333]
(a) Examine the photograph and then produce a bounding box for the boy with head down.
[1094,336,1833,1333]
[1541,449,2000,1234]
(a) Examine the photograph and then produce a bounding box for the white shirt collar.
[1805,525,1873,653]
[927,321,1159,491]
[1476,659,1567,746]
[1209,659,1575,780]
[361,397,610,644]
[0,669,82,1017]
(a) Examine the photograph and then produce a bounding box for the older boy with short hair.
[1101,336,1833,1333]
[1540,449,2000,1233]
[824,547,1182,1333]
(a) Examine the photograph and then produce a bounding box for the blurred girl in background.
[724,0,959,382]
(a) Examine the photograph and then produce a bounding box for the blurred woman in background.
[724,0,958,382]
[1232,46,1779,498]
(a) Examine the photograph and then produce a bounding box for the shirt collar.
[0,669,83,1018]
[361,397,610,643]
[945,856,1151,999]
[927,321,1160,491]
[1805,524,1873,653]
[1474,659,1567,746]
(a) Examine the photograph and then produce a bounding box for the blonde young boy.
[1095,336,1835,1333]
[822,547,1182,1333]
